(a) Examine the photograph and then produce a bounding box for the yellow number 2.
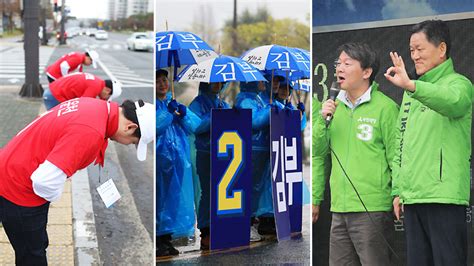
[217,131,244,215]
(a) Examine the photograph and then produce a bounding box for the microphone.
[325,81,340,127]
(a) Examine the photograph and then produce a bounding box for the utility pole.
[59,0,66,45]
[40,0,48,45]
[19,0,43,97]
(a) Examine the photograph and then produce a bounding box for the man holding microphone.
[313,42,398,265]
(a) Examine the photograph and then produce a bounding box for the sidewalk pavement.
[0,86,100,265]
[0,183,74,265]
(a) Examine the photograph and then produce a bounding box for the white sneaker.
[250,224,263,242]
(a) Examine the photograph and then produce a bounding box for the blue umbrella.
[241,45,309,74]
[241,45,310,103]
[177,55,267,83]
[268,47,310,80]
[285,48,311,101]
[155,31,217,98]
[274,47,311,102]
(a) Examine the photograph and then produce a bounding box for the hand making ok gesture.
[384,51,416,92]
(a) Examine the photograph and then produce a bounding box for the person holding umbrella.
[275,82,307,130]
[0,97,154,265]
[255,77,307,235]
[177,53,267,243]
[259,75,285,104]
[234,81,274,239]
[45,50,99,83]
[188,82,230,250]
[156,69,202,257]
[43,72,121,110]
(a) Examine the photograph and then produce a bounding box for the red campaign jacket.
[46,52,86,80]
[50,72,105,102]
[0,98,119,207]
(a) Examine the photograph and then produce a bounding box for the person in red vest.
[0,97,154,265]
[45,50,99,83]
[43,72,122,110]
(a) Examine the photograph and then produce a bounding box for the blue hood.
[240,81,260,93]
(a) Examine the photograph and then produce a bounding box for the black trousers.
[0,196,50,266]
[404,203,467,266]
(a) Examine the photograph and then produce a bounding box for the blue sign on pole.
[270,109,303,240]
[210,108,252,250]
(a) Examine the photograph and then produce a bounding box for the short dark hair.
[104,79,113,94]
[121,100,144,138]
[337,42,380,83]
[85,52,90,58]
[156,69,169,79]
[410,20,451,58]
[263,74,284,82]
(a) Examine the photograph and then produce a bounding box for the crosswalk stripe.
[113,75,153,83]
[1,43,153,88]
[0,70,45,74]
[106,66,132,71]
[112,72,142,78]
[121,84,154,88]
[0,74,43,78]
[0,65,46,68]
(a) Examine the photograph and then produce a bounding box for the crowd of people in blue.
[155,69,307,257]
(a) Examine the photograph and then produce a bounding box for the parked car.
[126,32,153,51]
[95,30,108,40]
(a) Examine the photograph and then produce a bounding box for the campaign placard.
[210,108,252,250]
[270,109,303,240]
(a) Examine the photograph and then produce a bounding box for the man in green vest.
[313,42,399,265]
[385,19,473,265]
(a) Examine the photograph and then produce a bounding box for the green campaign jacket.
[313,82,399,212]
[312,97,331,206]
[392,58,473,206]
[312,98,321,206]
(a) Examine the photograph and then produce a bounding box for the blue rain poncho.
[274,97,307,131]
[262,79,307,131]
[274,89,311,205]
[235,82,272,151]
[189,83,230,152]
[235,82,274,217]
[156,93,201,238]
[189,83,230,229]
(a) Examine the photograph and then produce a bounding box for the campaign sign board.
[210,108,252,250]
[270,109,303,241]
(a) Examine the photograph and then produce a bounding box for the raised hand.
[384,52,415,92]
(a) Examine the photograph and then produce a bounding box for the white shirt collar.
[337,86,372,110]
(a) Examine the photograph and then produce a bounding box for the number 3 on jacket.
[217,131,244,215]
[357,123,373,141]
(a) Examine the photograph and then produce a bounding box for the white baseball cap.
[86,50,99,68]
[109,80,122,101]
[135,101,155,161]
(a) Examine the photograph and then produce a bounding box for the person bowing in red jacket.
[43,72,122,110]
[0,97,154,265]
[45,50,99,83]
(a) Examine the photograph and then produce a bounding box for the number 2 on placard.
[217,131,244,215]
